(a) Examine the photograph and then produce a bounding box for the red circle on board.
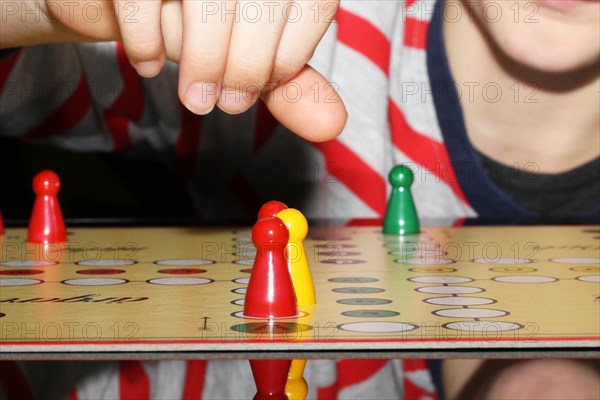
[0,269,44,275]
[158,268,207,274]
[240,268,253,274]
[77,269,125,275]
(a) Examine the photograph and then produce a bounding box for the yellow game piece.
[276,208,316,306]
[285,359,308,400]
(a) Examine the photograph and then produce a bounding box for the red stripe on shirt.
[0,361,33,400]
[336,8,391,75]
[175,107,204,179]
[404,359,439,400]
[67,387,79,400]
[104,43,145,151]
[119,361,150,400]
[253,102,279,153]
[404,17,429,50]
[0,49,21,93]
[312,139,387,216]
[23,72,90,140]
[389,100,468,205]
[182,360,208,399]
[337,359,388,390]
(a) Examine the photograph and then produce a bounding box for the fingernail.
[185,82,219,115]
[134,60,162,78]
[219,87,257,114]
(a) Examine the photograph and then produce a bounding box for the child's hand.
[168,0,340,116]
[35,0,346,141]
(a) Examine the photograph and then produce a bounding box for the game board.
[1,225,599,356]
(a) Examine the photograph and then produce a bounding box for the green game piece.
[383,165,420,235]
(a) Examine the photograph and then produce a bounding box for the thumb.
[261,66,347,143]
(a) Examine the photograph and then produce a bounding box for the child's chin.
[487,23,599,74]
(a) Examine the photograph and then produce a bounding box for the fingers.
[113,0,165,77]
[217,0,289,114]
[271,0,339,84]
[179,0,235,115]
[264,66,347,142]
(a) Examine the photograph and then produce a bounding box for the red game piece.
[244,217,298,319]
[249,359,291,400]
[258,201,288,220]
[27,170,66,244]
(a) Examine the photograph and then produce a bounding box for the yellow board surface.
[1,226,598,353]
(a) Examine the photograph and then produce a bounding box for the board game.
[1,225,599,355]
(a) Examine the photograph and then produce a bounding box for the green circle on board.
[337,298,392,306]
[333,287,385,294]
[230,322,312,335]
[342,310,400,318]
[328,277,379,283]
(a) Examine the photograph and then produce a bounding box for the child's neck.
[443,1,599,174]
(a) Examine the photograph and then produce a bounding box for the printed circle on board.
[233,243,257,251]
[158,268,207,274]
[384,242,428,249]
[240,268,253,274]
[232,298,245,306]
[332,287,385,294]
[0,269,44,275]
[490,267,537,273]
[408,276,473,284]
[341,310,400,318]
[0,260,57,267]
[570,266,600,273]
[425,297,496,306]
[154,259,216,266]
[322,259,366,265]
[233,251,257,258]
[233,237,252,243]
[0,278,43,286]
[389,250,446,257]
[550,257,600,265]
[433,308,508,319]
[0,313,5,318]
[577,276,600,283]
[394,257,455,265]
[230,322,312,335]
[312,243,357,249]
[443,321,522,332]
[492,276,557,284]
[328,277,379,284]
[317,251,362,257]
[409,267,457,273]
[62,278,128,286]
[77,269,125,275]
[337,298,392,306]
[147,277,213,285]
[76,260,136,267]
[232,287,247,295]
[472,258,533,265]
[338,321,417,333]
[417,286,484,294]
[233,277,250,285]
[233,259,255,266]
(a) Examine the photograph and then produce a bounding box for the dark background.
[0,137,195,223]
